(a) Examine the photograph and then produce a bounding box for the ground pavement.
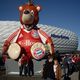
[0,71,79,80]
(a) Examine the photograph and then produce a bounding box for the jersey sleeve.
[38,28,53,44]
[6,28,20,43]
[2,28,21,54]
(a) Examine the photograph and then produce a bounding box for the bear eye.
[31,10,34,15]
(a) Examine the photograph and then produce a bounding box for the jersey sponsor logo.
[18,40,35,46]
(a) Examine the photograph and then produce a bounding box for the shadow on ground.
[0,75,43,80]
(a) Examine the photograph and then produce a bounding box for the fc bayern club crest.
[33,48,45,60]
[31,42,46,60]
[31,30,39,38]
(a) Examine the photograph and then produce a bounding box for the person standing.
[18,54,28,76]
[42,54,55,80]
[62,55,71,80]
[28,59,34,76]
[62,55,69,76]
[53,59,62,80]
[55,51,62,64]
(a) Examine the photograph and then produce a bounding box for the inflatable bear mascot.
[2,0,54,62]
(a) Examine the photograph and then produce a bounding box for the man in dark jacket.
[42,54,55,80]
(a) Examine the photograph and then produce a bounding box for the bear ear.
[19,6,23,11]
[36,6,41,12]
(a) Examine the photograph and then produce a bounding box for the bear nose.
[24,10,30,14]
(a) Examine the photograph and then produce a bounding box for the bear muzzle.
[22,10,34,24]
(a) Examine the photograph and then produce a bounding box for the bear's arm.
[38,28,54,55]
[2,28,20,55]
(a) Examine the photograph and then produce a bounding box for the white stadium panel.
[0,21,78,53]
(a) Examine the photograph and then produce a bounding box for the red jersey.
[3,25,53,60]
[16,27,42,58]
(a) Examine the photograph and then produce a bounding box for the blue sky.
[0,0,80,50]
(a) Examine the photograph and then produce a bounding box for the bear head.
[19,1,41,26]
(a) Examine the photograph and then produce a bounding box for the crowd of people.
[41,53,80,80]
[18,53,62,80]
[42,54,62,80]
[0,51,80,80]
[61,54,80,80]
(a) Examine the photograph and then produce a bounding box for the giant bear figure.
[2,0,54,62]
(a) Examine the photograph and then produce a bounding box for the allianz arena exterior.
[0,21,78,53]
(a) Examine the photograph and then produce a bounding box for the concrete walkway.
[0,71,79,80]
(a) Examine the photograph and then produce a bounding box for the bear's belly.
[15,29,44,59]
[16,37,42,58]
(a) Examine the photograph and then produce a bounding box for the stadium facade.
[0,21,78,53]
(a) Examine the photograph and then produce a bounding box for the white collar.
[21,25,30,33]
